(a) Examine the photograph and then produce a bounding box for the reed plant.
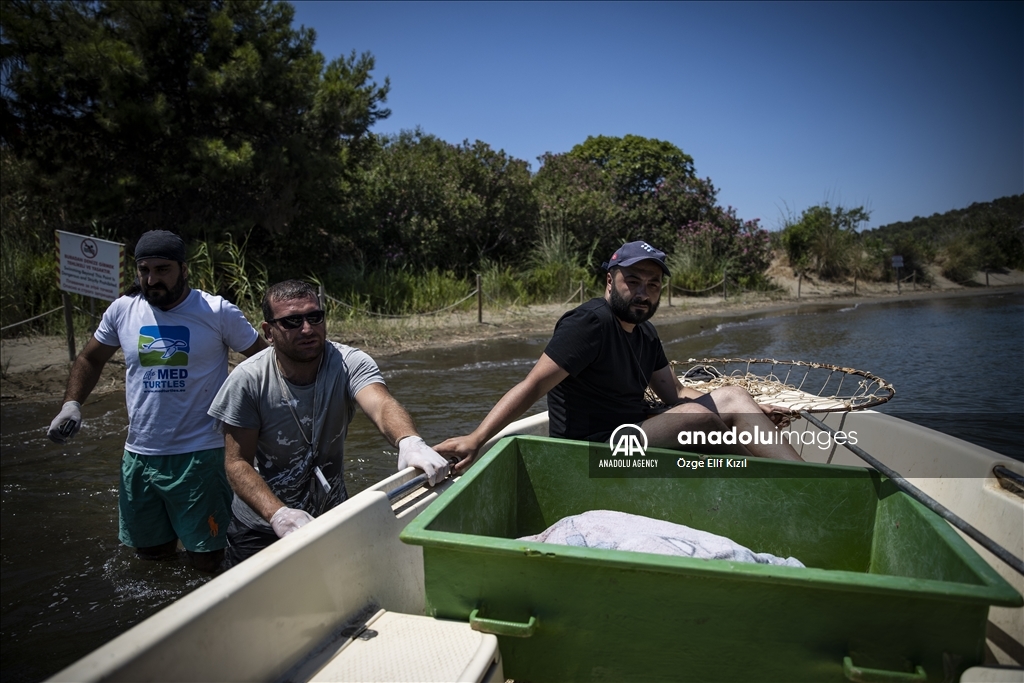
[1,152,63,334]
[324,267,472,316]
[479,259,529,306]
[0,220,103,339]
[666,232,727,295]
[525,224,595,300]
[178,233,268,321]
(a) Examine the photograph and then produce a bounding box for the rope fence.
[0,306,63,332]
[561,281,585,305]
[2,266,1014,335]
[2,301,104,335]
[322,289,477,319]
[668,278,726,295]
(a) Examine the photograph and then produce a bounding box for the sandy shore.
[3,267,1020,405]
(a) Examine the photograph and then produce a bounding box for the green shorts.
[119,448,231,553]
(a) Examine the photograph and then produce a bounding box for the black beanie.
[134,230,186,262]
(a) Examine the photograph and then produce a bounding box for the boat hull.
[48,410,1024,681]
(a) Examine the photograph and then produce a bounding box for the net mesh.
[646,358,895,413]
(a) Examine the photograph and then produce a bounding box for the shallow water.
[1,290,1021,681]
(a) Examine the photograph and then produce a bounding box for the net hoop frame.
[668,357,896,413]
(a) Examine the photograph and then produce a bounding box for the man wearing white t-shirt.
[48,230,266,572]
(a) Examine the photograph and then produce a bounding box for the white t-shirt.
[93,289,259,455]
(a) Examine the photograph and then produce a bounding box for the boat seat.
[294,609,503,683]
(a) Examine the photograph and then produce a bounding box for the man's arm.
[239,336,268,358]
[64,337,119,403]
[223,424,284,522]
[353,383,419,447]
[435,353,569,473]
[354,383,450,485]
[223,423,315,537]
[48,338,119,443]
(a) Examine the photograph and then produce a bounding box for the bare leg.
[689,386,801,460]
[642,401,753,456]
[643,386,802,461]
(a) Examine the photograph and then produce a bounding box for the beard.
[609,284,659,325]
[274,331,326,365]
[141,271,187,308]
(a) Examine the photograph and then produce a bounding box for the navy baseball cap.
[605,241,671,277]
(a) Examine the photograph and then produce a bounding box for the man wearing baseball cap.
[437,240,800,469]
[47,230,267,572]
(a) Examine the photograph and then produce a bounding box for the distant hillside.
[864,194,1022,243]
[862,194,1023,279]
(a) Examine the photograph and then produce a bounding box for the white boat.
[49,409,1023,683]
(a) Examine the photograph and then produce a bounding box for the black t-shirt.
[544,298,669,442]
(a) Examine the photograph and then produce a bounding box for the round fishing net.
[647,358,895,413]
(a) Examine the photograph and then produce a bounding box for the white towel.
[519,509,804,568]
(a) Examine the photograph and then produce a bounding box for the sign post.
[56,231,125,361]
[891,255,904,295]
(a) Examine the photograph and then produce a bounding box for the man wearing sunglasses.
[47,230,267,573]
[208,279,449,568]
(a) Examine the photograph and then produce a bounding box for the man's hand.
[48,401,82,443]
[433,436,481,475]
[761,403,796,429]
[397,436,450,486]
[269,507,314,538]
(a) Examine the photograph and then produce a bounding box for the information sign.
[56,231,125,301]
[891,255,904,269]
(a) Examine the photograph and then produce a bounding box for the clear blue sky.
[292,1,1022,231]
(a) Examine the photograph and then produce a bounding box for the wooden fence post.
[477,274,482,324]
[62,291,76,362]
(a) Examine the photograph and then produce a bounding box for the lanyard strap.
[272,349,323,451]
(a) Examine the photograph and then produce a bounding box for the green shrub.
[940,235,981,283]
[666,236,726,294]
[479,259,528,305]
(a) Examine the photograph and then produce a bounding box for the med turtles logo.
[138,326,189,366]
[609,424,648,457]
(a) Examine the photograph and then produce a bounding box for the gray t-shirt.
[208,342,384,531]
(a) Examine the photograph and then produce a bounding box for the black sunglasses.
[267,310,326,329]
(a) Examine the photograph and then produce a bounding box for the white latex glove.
[47,401,82,444]
[269,506,314,538]
[397,436,450,486]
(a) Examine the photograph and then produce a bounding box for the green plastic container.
[400,436,1021,682]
